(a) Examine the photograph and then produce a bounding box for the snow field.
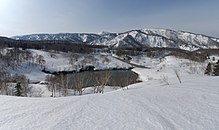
[0,56,219,130]
[0,50,219,130]
[0,72,218,130]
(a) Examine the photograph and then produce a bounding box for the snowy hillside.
[0,66,218,130]
[12,33,101,43]
[3,46,215,83]
[92,29,219,51]
[11,29,219,51]
[7,49,132,82]
[93,30,176,49]
[142,29,219,51]
[0,46,219,129]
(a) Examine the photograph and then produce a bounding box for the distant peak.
[98,31,112,36]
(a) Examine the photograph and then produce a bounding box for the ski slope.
[0,67,219,130]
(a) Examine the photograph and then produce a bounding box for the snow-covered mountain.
[92,29,219,51]
[0,36,16,42]
[12,29,219,51]
[142,29,219,51]
[12,33,101,43]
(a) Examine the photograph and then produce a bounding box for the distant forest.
[0,36,219,62]
[0,37,107,53]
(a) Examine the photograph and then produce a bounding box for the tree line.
[0,37,107,53]
[45,70,138,97]
[115,47,208,62]
[0,48,45,71]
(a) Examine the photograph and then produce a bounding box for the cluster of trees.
[45,71,108,96]
[94,70,111,93]
[115,49,143,56]
[0,72,30,96]
[194,49,219,56]
[0,48,31,70]
[0,48,46,71]
[45,70,138,96]
[117,74,138,90]
[46,73,68,97]
[170,51,206,62]
[115,47,207,62]
[0,48,46,97]
[0,37,107,53]
[205,60,219,76]
[68,53,112,71]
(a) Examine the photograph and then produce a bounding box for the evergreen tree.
[213,57,215,61]
[205,62,212,75]
[213,60,219,76]
[15,82,22,96]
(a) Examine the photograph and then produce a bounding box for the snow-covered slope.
[9,49,132,82]
[92,29,219,51]
[0,67,218,130]
[11,29,219,51]
[142,29,219,51]
[12,33,101,43]
[1,47,219,130]
[0,36,16,42]
[93,30,176,49]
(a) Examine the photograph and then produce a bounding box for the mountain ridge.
[9,29,219,51]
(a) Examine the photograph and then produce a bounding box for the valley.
[0,28,219,130]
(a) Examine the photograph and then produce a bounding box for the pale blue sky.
[0,0,219,37]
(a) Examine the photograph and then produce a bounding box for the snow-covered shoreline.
[1,46,219,130]
[0,55,219,130]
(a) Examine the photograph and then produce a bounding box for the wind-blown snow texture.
[12,29,219,51]
[0,67,219,130]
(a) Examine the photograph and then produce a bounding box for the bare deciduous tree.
[72,73,88,95]
[46,73,69,97]
[119,74,136,90]
[94,70,111,93]
[46,75,58,97]
[60,73,68,96]
[161,75,170,86]
[36,55,45,68]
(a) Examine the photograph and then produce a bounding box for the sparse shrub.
[161,75,170,86]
